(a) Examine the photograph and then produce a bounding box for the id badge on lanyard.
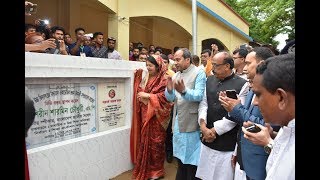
[80,46,86,58]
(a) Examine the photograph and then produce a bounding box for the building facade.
[25,0,252,59]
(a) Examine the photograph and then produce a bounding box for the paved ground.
[111,158,178,180]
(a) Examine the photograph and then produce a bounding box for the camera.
[53,39,60,54]
[245,124,261,133]
[226,90,237,99]
[45,39,60,54]
[39,19,49,26]
[25,4,37,14]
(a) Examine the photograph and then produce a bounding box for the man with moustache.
[196,51,246,180]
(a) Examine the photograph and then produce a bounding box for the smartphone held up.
[245,124,261,133]
[226,89,237,99]
[25,3,37,14]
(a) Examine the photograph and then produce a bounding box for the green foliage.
[224,0,295,46]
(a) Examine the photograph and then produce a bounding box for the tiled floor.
[111,158,178,180]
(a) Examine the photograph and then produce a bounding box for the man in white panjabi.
[242,53,295,180]
[196,52,247,180]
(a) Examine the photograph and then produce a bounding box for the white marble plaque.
[97,82,125,131]
[25,83,97,149]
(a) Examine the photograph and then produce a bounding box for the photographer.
[25,32,57,53]
[35,19,51,40]
[69,27,93,57]
[25,1,36,16]
[48,26,69,55]
[25,1,56,52]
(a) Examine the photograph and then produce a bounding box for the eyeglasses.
[212,63,226,68]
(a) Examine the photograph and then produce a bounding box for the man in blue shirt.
[165,48,206,180]
[69,27,93,57]
[219,47,276,180]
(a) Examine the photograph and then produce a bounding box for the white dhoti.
[196,143,234,180]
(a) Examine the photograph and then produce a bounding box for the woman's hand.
[137,92,150,105]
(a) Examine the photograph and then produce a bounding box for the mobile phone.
[25,4,37,14]
[46,39,60,54]
[245,124,261,133]
[226,90,237,99]
[53,39,60,54]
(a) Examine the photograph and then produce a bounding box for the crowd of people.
[129,42,295,180]
[25,22,123,59]
[25,1,295,180]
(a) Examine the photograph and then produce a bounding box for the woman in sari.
[130,55,173,180]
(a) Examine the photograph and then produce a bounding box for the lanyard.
[80,45,84,53]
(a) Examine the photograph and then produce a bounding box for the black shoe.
[166,151,173,163]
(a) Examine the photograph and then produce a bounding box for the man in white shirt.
[242,53,295,180]
[232,48,248,80]
[196,51,247,180]
[106,37,122,60]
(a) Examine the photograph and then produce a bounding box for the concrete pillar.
[69,0,81,37]
[108,0,129,60]
[188,39,193,55]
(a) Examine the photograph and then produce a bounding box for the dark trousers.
[175,158,201,180]
[246,175,255,180]
[165,109,173,154]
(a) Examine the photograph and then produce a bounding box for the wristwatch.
[264,140,274,154]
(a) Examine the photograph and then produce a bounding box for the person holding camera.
[25,32,58,53]
[69,27,93,57]
[48,26,69,55]
[25,1,36,15]
[242,53,295,180]
[34,19,52,40]
[218,47,276,180]
[25,1,57,52]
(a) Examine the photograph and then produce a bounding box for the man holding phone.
[196,51,246,180]
[69,27,93,57]
[25,1,37,15]
[218,47,276,180]
[48,26,69,55]
[25,1,57,52]
[242,54,295,180]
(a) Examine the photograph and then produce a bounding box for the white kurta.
[265,119,295,180]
